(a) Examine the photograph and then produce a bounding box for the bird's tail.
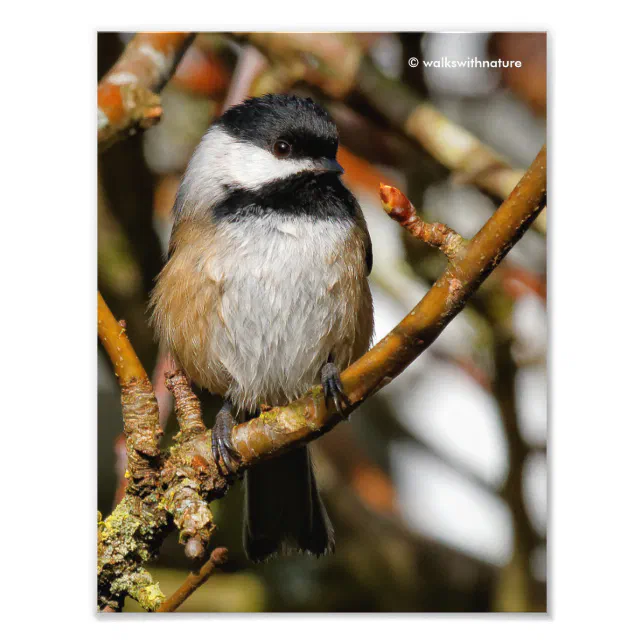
[242,446,335,562]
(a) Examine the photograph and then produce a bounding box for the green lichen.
[136,583,165,611]
[98,492,170,610]
[128,576,165,612]
[110,566,165,612]
[257,407,282,424]
[309,385,325,406]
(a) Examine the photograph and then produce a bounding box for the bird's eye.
[273,140,292,159]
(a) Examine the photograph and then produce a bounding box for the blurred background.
[97,31,547,612]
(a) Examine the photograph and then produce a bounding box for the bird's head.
[175,94,344,218]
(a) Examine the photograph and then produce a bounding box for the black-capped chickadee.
[151,94,374,561]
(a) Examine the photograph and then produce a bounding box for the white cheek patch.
[223,136,316,190]
[181,127,317,213]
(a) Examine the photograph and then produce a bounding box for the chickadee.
[151,94,374,562]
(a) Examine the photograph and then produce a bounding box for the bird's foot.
[321,361,351,419]
[211,401,242,479]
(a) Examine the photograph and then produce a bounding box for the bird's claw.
[211,402,242,479]
[321,362,351,419]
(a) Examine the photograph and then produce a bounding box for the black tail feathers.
[242,446,335,562]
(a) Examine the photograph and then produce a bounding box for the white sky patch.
[423,181,495,239]
[513,293,548,362]
[369,33,403,80]
[395,357,508,488]
[391,442,513,565]
[370,286,432,392]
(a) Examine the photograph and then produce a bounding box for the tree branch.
[98,32,195,151]
[97,294,166,611]
[98,291,147,383]
[379,184,468,262]
[161,370,223,560]
[156,547,228,612]
[97,293,162,492]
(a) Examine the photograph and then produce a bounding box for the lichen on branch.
[97,294,167,610]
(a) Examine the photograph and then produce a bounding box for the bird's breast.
[204,216,369,410]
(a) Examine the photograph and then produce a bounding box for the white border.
[4,3,643,641]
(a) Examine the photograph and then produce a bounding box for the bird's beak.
[314,158,344,174]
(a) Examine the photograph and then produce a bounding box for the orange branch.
[337,146,395,194]
[97,292,161,493]
[156,547,228,612]
[98,32,195,151]
[97,291,147,384]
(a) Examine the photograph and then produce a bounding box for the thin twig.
[380,184,468,262]
[220,44,268,113]
[156,548,229,612]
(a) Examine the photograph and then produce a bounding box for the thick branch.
[156,547,228,612]
[98,293,166,611]
[162,370,220,559]
[98,293,162,491]
[98,32,195,151]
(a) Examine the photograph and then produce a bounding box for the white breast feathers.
[205,215,364,410]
